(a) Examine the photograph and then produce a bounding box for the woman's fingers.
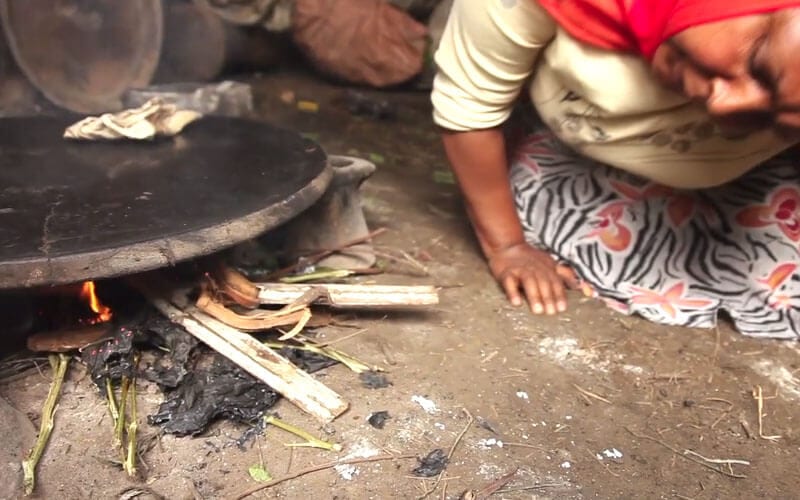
[502,274,524,307]
[549,271,568,312]
[533,268,567,314]
[520,273,545,314]
[488,243,572,314]
[528,272,555,314]
[556,264,579,289]
[503,268,566,315]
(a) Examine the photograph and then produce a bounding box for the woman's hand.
[487,242,575,314]
[440,127,576,314]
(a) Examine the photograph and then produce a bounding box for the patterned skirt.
[510,130,800,340]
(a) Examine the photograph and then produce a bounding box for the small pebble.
[411,395,438,414]
[477,438,504,449]
[600,448,623,459]
[360,371,392,389]
[367,411,390,429]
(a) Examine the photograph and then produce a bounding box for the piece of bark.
[214,265,261,308]
[195,292,310,332]
[26,324,112,353]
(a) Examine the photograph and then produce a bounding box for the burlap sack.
[292,0,428,87]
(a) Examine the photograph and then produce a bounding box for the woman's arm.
[441,128,570,314]
[431,0,570,313]
[431,0,556,132]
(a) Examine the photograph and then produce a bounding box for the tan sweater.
[431,0,794,189]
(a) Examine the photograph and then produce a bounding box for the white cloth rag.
[63,98,202,141]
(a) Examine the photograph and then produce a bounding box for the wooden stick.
[625,427,747,479]
[752,385,782,441]
[234,453,416,499]
[472,468,520,498]
[255,283,439,308]
[141,287,348,423]
[573,384,612,404]
[683,450,750,466]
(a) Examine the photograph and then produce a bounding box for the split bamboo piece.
[255,283,440,308]
[214,265,439,309]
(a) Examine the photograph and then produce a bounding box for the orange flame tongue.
[80,281,112,323]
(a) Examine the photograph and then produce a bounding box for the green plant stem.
[279,269,353,284]
[115,376,130,450]
[123,377,138,477]
[263,340,374,374]
[105,377,119,426]
[264,415,341,451]
[22,354,70,496]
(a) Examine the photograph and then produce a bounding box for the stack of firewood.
[137,264,438,423]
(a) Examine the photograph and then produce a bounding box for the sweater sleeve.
[431,0,557,131]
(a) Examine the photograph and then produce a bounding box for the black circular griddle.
[0,116,331,289]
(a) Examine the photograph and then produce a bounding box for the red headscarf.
[536,0,800,59]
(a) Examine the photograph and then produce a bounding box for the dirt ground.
[2,70,799,500]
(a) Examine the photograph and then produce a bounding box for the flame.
[80,281,113,323]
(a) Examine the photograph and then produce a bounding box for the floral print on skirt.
[510,130,800,339]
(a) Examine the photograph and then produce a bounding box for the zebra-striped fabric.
[510,130,800,339]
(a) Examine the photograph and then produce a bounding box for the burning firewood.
[134,279,349,423]
[125,257,438,424]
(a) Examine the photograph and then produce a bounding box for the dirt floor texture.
[1,72,799,500]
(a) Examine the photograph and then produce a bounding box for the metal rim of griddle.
[1,168,332,290]
[19,169,332,290]
[0,116,333,289]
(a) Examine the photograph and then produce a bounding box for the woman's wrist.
[473,221,527,259]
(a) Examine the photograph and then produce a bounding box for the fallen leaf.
[248,464,273,483]
[297,100,319,113]
[433,170,456,184]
